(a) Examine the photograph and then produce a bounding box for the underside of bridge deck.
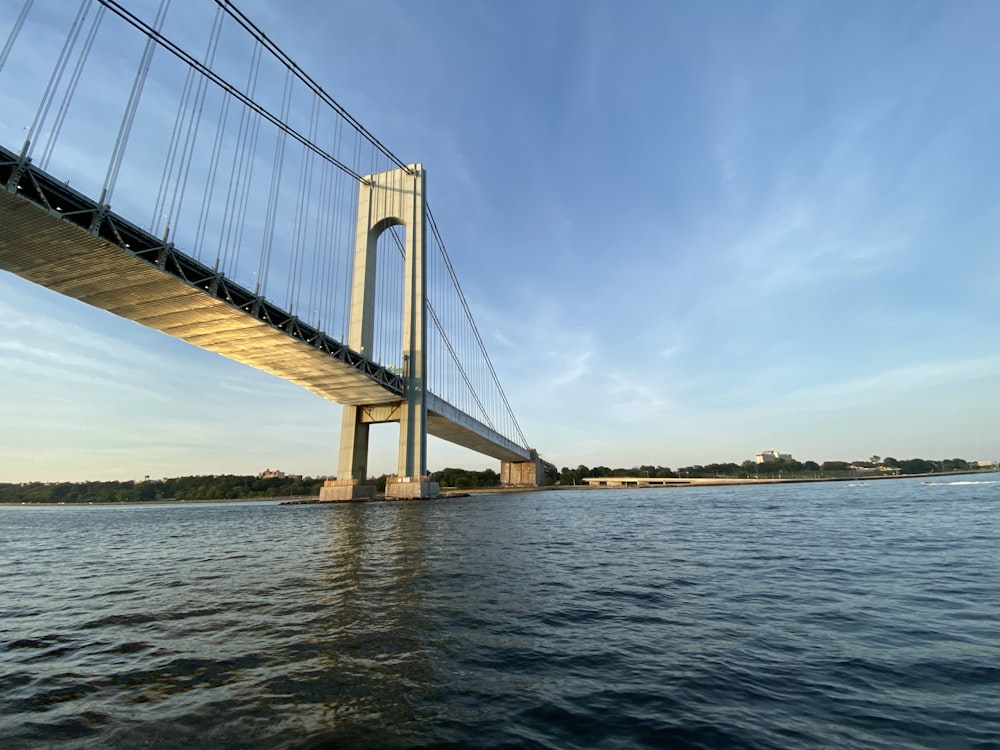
[0,187,401,407]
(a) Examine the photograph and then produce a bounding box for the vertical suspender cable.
[339,129,362,340]
[310,156,331,328]
[288,94,319,316]
[198,77,232,263]
[231,109,262,282]
[334,130,356,341]
[103,0,170,206]
[345,171,359,343]
[219,41,262,278]
[328,161,344,338]
[0,0,34,75]
[393,226,400,364]
[40,5,104,170]
[24,0,90,159]
[319,157,338,333]
[218,97,250,271]
[153,65,196,235]
[383,230,391,364]
[377,229,386,364]
[165,9,224,253]
[311,113,342,331]
[437,242,447,397]
[257,67,293,299]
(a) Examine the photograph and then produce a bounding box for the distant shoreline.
[0,495,312,508]
[3,470,995,506]
[573,469,996,489]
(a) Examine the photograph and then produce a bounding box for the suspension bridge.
[0,0,551,499]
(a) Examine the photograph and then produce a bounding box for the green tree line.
[558,457,981,485]
[0,475,326,504]
[430,467,500,489]
[3,457,986,503]
[2,468,505,503]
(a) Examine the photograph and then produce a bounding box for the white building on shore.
[755,450,792,464]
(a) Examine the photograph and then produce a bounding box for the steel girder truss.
[0,144,404,397]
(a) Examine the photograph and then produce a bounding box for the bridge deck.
[0,163,531,463]
[0,187,402,407]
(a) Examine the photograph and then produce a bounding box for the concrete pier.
[501,450,542,486]
[318,479,377,501]
[385,475,441,499]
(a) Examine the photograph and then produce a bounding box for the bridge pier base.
[319,479,377,502]
[501,450,541,486]
[385,475,440,499]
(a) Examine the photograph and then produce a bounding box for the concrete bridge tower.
[320,164,440,501]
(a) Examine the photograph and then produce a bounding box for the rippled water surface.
[2,476,999,748]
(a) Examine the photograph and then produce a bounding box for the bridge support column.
[331,163,437,500]
[386,162,436,499]
[320,406,376,501]
[501,449,542,486]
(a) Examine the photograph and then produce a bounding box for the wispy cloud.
[603,370,673,414]
[776,355,1000,412]
[550,349,591,387]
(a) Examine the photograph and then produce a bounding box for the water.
[1,476,998,749]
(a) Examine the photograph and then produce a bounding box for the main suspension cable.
[96,0,367,183]
[213,0,409,175]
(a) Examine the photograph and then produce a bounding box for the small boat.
[921,481,933,486]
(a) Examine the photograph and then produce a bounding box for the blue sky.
[1,0,998,482]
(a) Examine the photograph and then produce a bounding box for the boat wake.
[922,480,998,486]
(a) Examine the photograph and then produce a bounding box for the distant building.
[259,468,303,480]
[755,450,792,464]
[849,463,879,474]
[976,460,999,469]
[583,476,695,488]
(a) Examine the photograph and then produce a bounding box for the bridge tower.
[320,164,440,501]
